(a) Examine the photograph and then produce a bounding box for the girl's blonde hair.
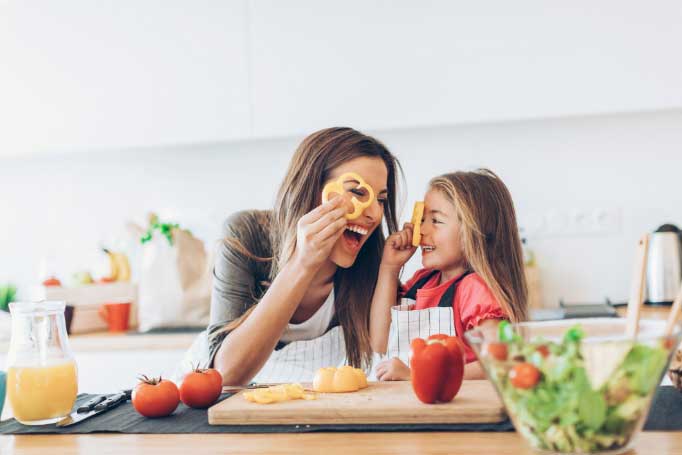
[216,127,402,369]
[429,169,528,323]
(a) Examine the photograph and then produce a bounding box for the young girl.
[370,169,528,381]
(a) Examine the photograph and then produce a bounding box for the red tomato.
[509,363,541,389]
[42,277,62,287]
[536,345,550,358]
[132,376,180,418]
[179,368,223,409]
[483,342,508,361]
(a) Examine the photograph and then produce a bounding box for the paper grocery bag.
[137,227,212,332]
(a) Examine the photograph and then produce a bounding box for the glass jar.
[6,301,78,425]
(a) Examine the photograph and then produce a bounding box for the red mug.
[98,302,131,332]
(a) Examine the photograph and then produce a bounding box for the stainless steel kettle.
[645,224,682,304]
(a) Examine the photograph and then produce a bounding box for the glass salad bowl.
[465,318,681,454]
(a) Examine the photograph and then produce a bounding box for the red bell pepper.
[410,334,465,404]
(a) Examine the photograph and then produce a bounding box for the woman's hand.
[292,196,348,271]
[381,222,417,271]
[375,357,411,381]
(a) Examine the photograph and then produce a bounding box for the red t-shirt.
[400,269,508,363]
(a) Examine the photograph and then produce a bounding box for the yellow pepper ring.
[411,201,425,247]
[322,172,375,220]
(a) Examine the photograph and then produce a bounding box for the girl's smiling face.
[419,188,467,274]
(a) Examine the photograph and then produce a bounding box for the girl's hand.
[375,357,411,381]
[382,222,417,270]
[292,196,348,271]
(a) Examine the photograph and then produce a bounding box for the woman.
[183,127,403,386]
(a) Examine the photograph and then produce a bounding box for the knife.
[221,383,280,394]
[56,390,132,427]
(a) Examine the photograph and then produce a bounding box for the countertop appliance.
[646,224,682,305]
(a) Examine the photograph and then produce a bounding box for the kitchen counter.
[2,432,682,454]
[0,330,197,353]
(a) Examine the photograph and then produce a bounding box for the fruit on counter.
[70,271,94,286]
[179,367,223,409]
[132,375,180,418]
[411,201,425,247]
[410,334,465,404]
[42,277,62,287]
[312,366,368,393]
[321,172,375,220]
[243,383,316,404]
[102,248,131,282]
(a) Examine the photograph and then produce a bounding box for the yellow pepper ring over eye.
[322,172,375,220]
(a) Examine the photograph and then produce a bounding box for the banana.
[113,252,131,282]
[103,249,131,282]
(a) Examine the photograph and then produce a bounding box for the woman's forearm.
[214,256,317,385]
[369,265,401,354]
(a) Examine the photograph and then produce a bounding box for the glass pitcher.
[6,301,78,425]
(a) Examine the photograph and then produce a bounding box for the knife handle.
[93,392,127,411]
[77,395,107,413]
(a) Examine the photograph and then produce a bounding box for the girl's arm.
[369,223,417,354]
[369,264,401,354]
[214,198,347,385]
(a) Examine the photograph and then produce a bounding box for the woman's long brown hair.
[216,127,402,369]
[429,169,528,323]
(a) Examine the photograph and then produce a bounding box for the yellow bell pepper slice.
[322,172,375,220]
[411,201,424,247]
[312,366,368,393]
[243,383,316,404]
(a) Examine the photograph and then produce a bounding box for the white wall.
[2,109,681,307]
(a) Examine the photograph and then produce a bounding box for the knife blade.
[56,390,132,427]
[221,383,280,394]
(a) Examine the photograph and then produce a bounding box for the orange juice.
[7,361,78,424]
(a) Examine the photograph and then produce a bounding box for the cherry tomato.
[536,345,550,358]
[483,342,508,361]
[132,375,180,418]
[509,363,541,389]
[179,368,223,409]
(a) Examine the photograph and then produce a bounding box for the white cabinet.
[249,1,682,137]
[3,1,682,155]
[0,0,251,156]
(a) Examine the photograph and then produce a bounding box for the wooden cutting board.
[208,380,506,425]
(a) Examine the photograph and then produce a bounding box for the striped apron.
[176,324,347,384]
[384,271,472,366]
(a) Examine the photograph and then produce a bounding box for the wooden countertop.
[2,432,682,454]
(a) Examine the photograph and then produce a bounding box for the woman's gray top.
[206,209,338,367]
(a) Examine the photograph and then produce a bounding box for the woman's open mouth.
[342,224,369,253]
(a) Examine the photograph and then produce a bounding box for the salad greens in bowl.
[465,318,681,454]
